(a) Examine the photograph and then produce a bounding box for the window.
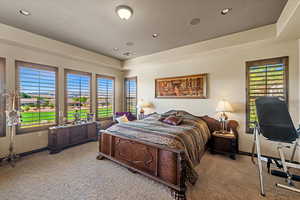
[0,58,5,137]
[246,57,288,133]
[96,75,115,120]
[65,70,91,122]
[16,61,58,133]
[125,77,137,115]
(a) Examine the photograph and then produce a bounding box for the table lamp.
[137,99,151,119]
[216,100,234,132]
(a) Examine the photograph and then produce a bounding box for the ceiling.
[0,0,287,60]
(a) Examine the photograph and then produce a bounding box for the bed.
[97,110,237,199]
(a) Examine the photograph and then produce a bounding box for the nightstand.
[210,131,238,160]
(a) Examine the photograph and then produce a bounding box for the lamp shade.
[137,99,151,109]
[216,100,233,112]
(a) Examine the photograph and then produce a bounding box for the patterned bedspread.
[103,110,211,184]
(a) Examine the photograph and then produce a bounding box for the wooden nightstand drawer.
[213,137,235,153]
[211,131,238,160]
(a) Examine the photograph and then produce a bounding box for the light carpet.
[0,142,299,200]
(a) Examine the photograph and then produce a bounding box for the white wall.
[0,24,124,157]
[124,27,300,160]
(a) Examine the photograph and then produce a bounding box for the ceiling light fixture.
[152,33,159,39]
[221,8,231,15]
[19,9,31,16]
[116,5,133,20]
[113,48,119,51]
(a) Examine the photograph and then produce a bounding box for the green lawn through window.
[21,107,113,127]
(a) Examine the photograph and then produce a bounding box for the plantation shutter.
[65,70,91,122]
[96,75,115,120]
[125,77,137,116]
[246,57,288,133]
[16,61,58,133]
[0,59,5,137]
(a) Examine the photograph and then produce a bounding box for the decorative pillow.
[116,115,129,123]
[200,115,221,133]
[158,114,175,122]
[162,116,182,126]
[115,112,136,121]
[158,117,165,122]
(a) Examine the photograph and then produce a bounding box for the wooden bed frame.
[97,132,206,199]
[96,120,238,199]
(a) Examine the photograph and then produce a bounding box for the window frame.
[16,61,59,134]
[124,76,138,116]
[245,56,289,133]
[64,69,92,122]
[96,74,115,121]
[0,57,6,137]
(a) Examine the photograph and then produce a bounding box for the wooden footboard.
[97,132,187,192]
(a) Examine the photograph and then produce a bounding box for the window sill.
[97,117,113,121]
[17,125,56,135]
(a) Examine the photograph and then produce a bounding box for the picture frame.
[155,74,208,99]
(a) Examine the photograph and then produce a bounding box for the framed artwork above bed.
[155,74,208,99]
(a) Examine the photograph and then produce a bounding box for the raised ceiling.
[0,0,287,60]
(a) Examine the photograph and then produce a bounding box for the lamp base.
[219,112,228,132]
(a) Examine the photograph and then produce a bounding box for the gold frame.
[155,74,208,99]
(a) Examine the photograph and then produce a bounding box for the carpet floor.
[0,142,299,200]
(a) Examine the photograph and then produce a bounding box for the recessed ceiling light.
[152,33,159,39]
[221,8,231,15]
[19,9,31,16]
[116,5,133,20]
[113,48,119,51]
[126,42,134,46]
[190,18,200,25]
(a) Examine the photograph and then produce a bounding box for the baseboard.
[1,139,98,161]
[19,147,48,157]
[0,147,48,162]
[238,151,300,164]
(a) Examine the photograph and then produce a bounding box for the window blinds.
[0,59,5,136]
[65,70,91,122]
[246,57,288,133]
[17,61,57,130]
[97,76,114,120]
[125,77,137,116]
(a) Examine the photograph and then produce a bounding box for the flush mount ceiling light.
[113,47,119,51]
[221,8,232,15]
[19,9,31,16]
[116,5,133,20]
[152,33,159,39]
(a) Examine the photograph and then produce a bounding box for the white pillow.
[116,114,129,123]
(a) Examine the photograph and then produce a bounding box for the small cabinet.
[210,131,238,160]
[87,123,97,138]
[48,122,99,154]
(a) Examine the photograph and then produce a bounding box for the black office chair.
[252,96,300,195]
